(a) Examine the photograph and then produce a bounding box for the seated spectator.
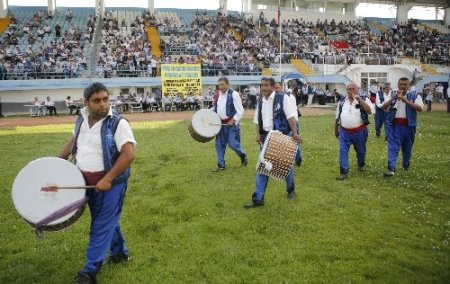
[162,95,172,111]
[45,96,57,116]
[65,96,80,115]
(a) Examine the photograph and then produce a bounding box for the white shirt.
[336,97,373,129]
[288,93,298,122]
[369,84,379,94]
[253,91,297,132]
[217,89,244,123]
[75,107,136,172]
[376,91,390,109]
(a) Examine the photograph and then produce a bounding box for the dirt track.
[0,103,447,129]
[0,106,336,128]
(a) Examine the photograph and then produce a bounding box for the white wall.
[345,64,413,89]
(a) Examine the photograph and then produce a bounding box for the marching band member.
[374,82,392,140]
[59,83,136,284]
[244,77,302,208]
[212,77,247,171]
[335,82,374,180]
[382,77,423,177]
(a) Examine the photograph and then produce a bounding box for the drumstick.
[209,123,229,126]
[40,185,96,192]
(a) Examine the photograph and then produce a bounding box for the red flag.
[277,7,280,25]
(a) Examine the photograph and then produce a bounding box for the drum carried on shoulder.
[12,157,88,238]
[256,130,298,180]
[188,109,222,143]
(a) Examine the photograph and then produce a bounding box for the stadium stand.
[0,5,448,82]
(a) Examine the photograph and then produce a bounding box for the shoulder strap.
[337,99,345,124]
[258,97,264,134]
[71,114,84,156]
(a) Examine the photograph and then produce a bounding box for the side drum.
[256,130,298,180]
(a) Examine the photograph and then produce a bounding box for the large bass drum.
[12,157,88,238]
[188,109,222,143]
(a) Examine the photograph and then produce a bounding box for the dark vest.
[385,91,418,127]
[213,89,237,118]
[258,92,290,135]
[337,95,370,125]
[72,109,131,184]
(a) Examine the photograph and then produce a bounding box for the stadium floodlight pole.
[278,0,282,83]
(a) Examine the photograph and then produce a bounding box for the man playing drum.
[59,82,136,284]
[244,77,302,208]
[212,77,248,171]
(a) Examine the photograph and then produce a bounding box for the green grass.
[0,111,449,283]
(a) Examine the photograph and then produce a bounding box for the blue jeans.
[81,181,129,275]
[338,127,368,174]
[214,124,246,168]
[387,124,416,171]
[374,107,387,138]
[252,134,295,203]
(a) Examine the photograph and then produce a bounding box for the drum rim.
[25,202,86,232]
[190,109,221,138]
[188,120,215,143]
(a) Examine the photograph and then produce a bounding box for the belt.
[221,117,232,124]
[81,171,106,186]
[394,118,408,125]
[341,124,367,133]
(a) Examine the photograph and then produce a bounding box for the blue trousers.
[295,146,302,163]
[295,122,302,163]
[81,181,128,275]
[252,135,295,203]
[338,127,368,174]
[387,124,416,171]
[215,124,246,168]
[374,107,387,138]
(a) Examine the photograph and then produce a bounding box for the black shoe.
[296,159,302,167]
[241,156,248,167]
[75,272,97,284]
[287,191,296,200]
[243,201,264,209]
[212,167,225,172]
[403,166,409,171]
[336,174,348,180]
[106,253,130,264]
[358,166,365,172]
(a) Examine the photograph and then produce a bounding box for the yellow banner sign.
[161,64,202,98]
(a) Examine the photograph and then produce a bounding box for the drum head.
[12,157,86,227]
[191,109,221,139]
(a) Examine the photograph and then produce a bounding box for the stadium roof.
[262,0,449,8]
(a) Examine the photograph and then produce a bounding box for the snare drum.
[188,109,222,143]
[12,157,88,238]
[256,130,298,180]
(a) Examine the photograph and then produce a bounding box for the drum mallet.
[41,185,96,192]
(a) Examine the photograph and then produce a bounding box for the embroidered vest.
[258,92,290,135]
[72,109,131,184]
[337,95,370,126]
[213,89,237,118]
[386,91,418,127]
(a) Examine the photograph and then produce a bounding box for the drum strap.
[34,197,89,239]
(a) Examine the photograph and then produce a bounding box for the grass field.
[0,111,449,283]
